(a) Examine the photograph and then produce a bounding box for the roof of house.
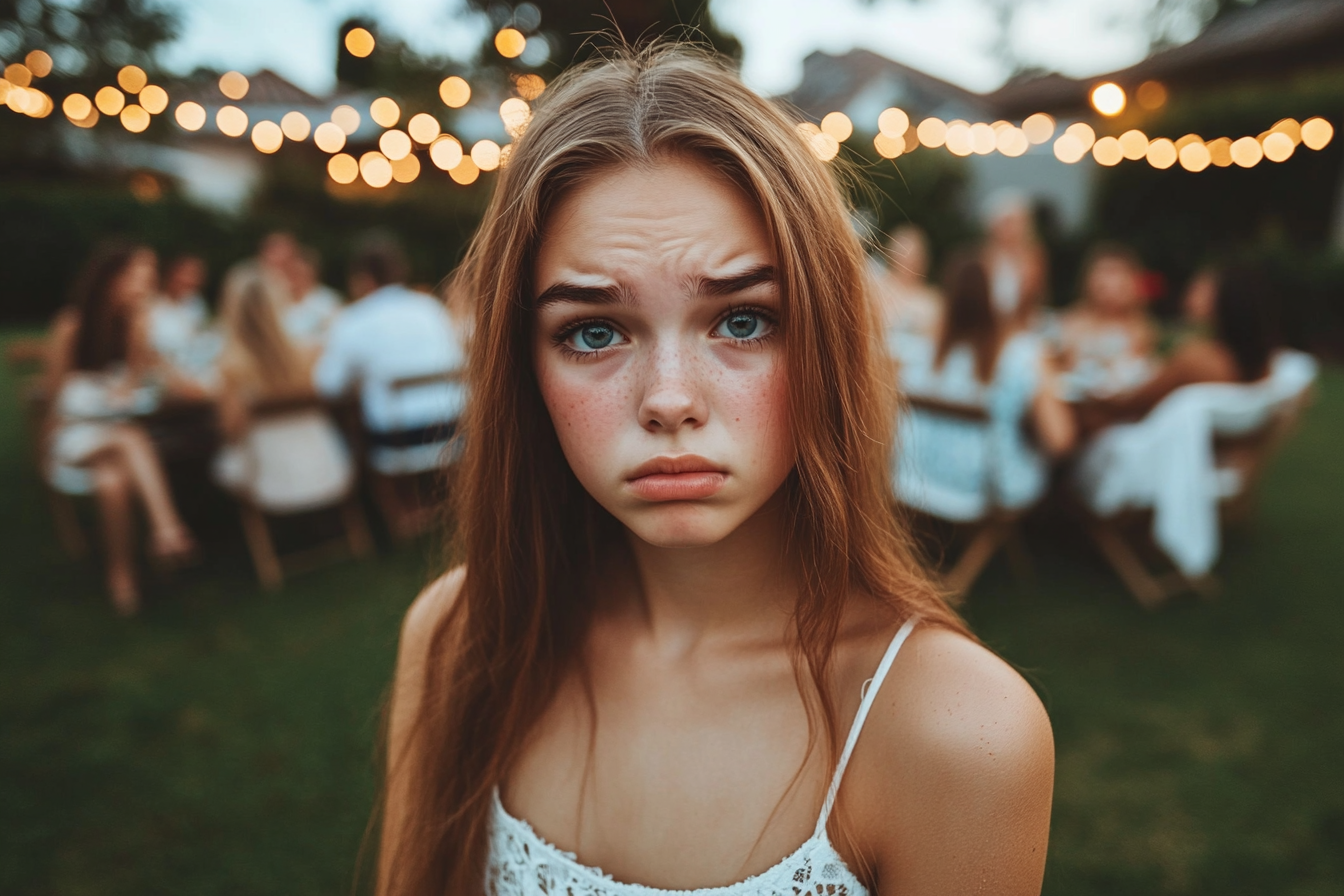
[783,48,991,122]
[168,69,325,109]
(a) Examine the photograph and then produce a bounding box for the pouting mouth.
[626,455,727,480]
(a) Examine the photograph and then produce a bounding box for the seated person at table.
[1081,263,1279,429]
[874,224,942,337]
[145,253,219,391]
[45,242,198,615]
[893,252,1074,519]
[982,191,1048,333]
[213,264,350,504]
[1057,243,1157,396]
[313,236,466,472]
[281,245,344,348]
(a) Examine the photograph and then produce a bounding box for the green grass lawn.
[2,331,1341,896]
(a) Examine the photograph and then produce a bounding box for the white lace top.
[485,618,919,896]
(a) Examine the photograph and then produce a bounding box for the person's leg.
[91,461,139,615]
[101,425,197,559]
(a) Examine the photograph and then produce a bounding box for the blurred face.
[990,206,1031,247]
[259,233,298,271]
[165,257,205,300]
[532,157,794,549]
[1086,256,1142,315]
[113,249,158,310]
[1183,270,1218,325]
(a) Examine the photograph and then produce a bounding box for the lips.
[626,455,727,501]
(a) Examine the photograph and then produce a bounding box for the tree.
[0,0,177,80]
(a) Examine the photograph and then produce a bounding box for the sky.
[158,0,1180,98]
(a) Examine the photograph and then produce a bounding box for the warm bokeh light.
[500,97,530,137]
[877,107,909,139]
[403,112,438,145]
[25,50,53,78]
[174,101,206,131]
[1136,80,1168,110]
[810,131,840,161]
[1053,134,1086,164]
[944,122,973,157]
[1302,117,1334,150]
[328,153,359,184]
[390,152,421,184]
[360,151,393,188]
[515,73,545,100]
[138,84,167,114]
[26,89,52,118]
[821,111,853,142]
[1022,113,1055,145]
[345,27,375,58]
[4,85,29,114]
[331,105,361,135]
[370,97,400,128]
[997,126,1029,157]
[216,105,248,137]
[1207,137,1233,167]
[1271,118,1302,146]
[1174,133,1203,151]
[219,71,249,101]
[379,128,412,161]
[1146,138,1177,169]
[251,120,283,153]
[439,76,470,108]
[1230,136,1263,168]
[970,122,996,155]
[499,143,513,168]
[1178,141,1211,172]
[1092,136,1123,166]
[917,117,948,148]
[95,86,125,115]
[70,107,99,128]
[120,104,150,133]
[495,28,526,58]
[281,110,311,141]
[1064,122,1096,152]
[62,93,92,121]
[1090,82,1126,116]
[117,65,147,94]
[1118,129,1149,160]
[873,132,904,159]
[1262,131,1294,162]
[5,63,31,88]
[313,121,346,153]
[0,79,10,104]
[449,156,480,185]
[471,139,502,171]
[430,135,464,170]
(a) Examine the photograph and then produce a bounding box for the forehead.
[534,157,771,286]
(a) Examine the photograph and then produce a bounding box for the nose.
[638,339,708,433]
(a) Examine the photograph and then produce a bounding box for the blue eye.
[715,311,772,341]
[568,323,624,352]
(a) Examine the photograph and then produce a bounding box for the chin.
[618,504,746,549]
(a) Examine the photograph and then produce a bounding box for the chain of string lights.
[0,30,1335,190]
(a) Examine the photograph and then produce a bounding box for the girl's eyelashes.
[713,306,777,343]
[555,319,628,356]
[550,305,778,358]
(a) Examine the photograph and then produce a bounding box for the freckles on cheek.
[539,362,633,461]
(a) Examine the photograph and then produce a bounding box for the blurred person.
[981,191,1047,331]
[146,254,209,359]
[258,231,299,276]
[874,224,941,336]
[1081,263,1280,429]
[313,235,466,470]
[281,245,344,347]
[1057,243,1157,397]
[212,264,352,506]
[893,252,1075,519]
[45,243,198,615]
[378,46,1052,896]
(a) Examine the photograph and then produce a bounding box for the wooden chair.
[362,370,462,542]
[902,394,1034,604]
[229,394,373,590]
[1078,381,1315,608]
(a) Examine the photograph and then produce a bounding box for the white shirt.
[313,284,466,432]
[284,283,343,346]
[147,294,209,359]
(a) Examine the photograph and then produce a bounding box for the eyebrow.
[534,264,777,310]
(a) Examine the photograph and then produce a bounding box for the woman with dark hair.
[45,242,197,615]
[378,45,1054,896]
[1082,263,1278,428]
[893,252,1075,519]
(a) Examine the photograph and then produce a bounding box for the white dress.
[485,619,919,896]
[46,368,160,495]
[891,331,1049,521]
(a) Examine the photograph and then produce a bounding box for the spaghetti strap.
[814,617,919,838]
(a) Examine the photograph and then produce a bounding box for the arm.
[1029,353,1076,458]
[1090,340,1235,424]
[378,567,466,896]
[852,628,1055,896]
[44,310,78,393]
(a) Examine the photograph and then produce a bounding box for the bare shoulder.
[848,625,1054,895]
[400,566,466,664]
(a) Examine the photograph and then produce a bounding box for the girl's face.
[1086,256,1141,316]
[114,249,158,310]
[532,157,794,549]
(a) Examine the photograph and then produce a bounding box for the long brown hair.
[217,264,309,396]
[380,43,967,895]
[936,251,1003,384]
[69,241,149,372]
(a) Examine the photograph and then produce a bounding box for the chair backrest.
[904,393,992,425]
[238,394,354,513]
[387,369,464,393]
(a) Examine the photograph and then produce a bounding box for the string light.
[313,121,346,152]
[1092,136,1122,166]
[1090,82,1125,116]
[439,76,470,108]
[1230,136,1263,168]
[359,151,393,188]
[95,86,125,115]
[345,27,375,58]
[25,50,52,78]
[1136,80,1167,110]
[997,126,1029,157]
[390,153,421,183]
[878,107,909,138]
[62,93,92,121]
[1262,131,1294,162]
[821,111,853,142]
[945,122,973,157]
[118,65,147,94]
[429,135,464,170]
[1302,117,1333,150]
[408,112,441,144]
[1146,138,1177,169]
[471,139,502,171]
[1119,129,1148,160]
[1207,137,1233,168]
[874,132,904,159]
[917,117,947,148]
[495,28,526,59]
[251,120,283,153]
[370,96,400,128]
[1271,118,1301,146]
[120,104,150,133]
[216,105,248,137]
[281,111,311,141]
[1022,113,1055,144]
[970,122,996,155]
[331,105,361,135]
[1053,133,1086,164]
[4,64,31,88]
[499,97,530,138]
[514,73,545,100]
[328,153,359,184]
[1178,140,1211,172]
[219,71,249,101]
[379,128,412,161]
[1065,122,1096,152]
[449,156,480,185]
[174,101,206,131]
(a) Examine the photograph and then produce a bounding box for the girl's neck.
[617,493,799,653]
